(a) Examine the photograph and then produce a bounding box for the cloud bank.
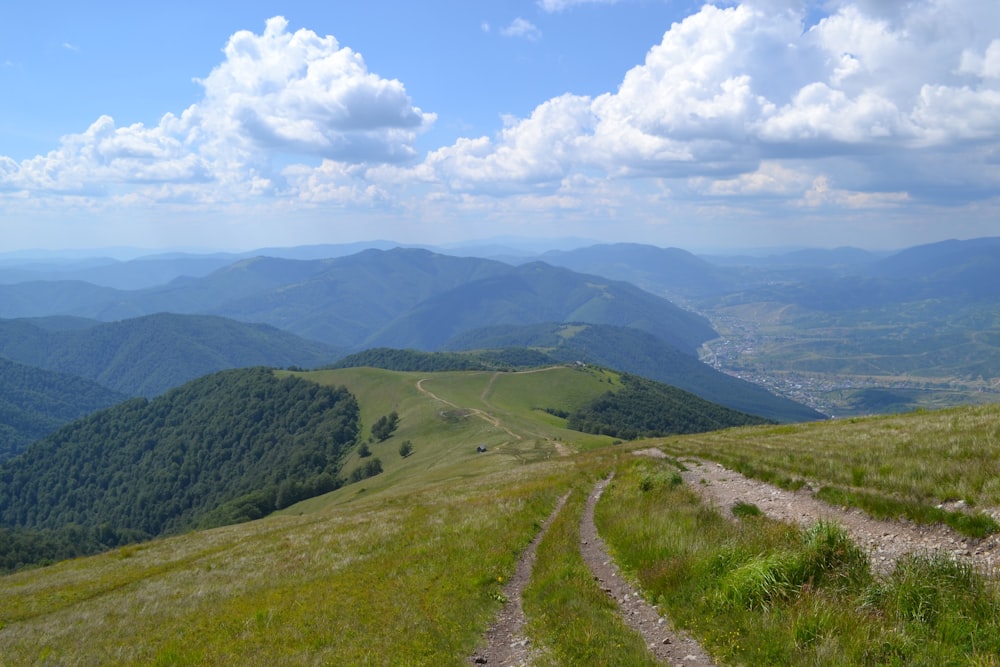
[2,2,998,248]
[420,2,1000,201]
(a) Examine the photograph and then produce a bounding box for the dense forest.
[330,347,557,372]
[565,373,774,439]
[0,357,127,461]
[0,368,360,571]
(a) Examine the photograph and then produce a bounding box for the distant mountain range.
[0,248,717,354]
[5,235,991,455]
[526,237,1000,308]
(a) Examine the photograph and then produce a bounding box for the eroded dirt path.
[470,493,570,666]
[580,475,715,666]
[633,450,1000,577]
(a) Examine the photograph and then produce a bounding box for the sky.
[1,0,998,253]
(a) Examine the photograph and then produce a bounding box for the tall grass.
[596,457,1000,665]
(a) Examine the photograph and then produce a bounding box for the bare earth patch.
[667,455,1000,578]
[580,475,715,666]
[470,493,569,666]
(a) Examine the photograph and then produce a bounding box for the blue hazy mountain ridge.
[0,357,128,461]
[524,237,1000,310]
[0,313,341,398]
[0,249,717,354]
[0,241,406,289]
[535,243,745,299]
[0,257,233,290]
[723,237,1000,309]
[701,246,883,269]
[362,260,716,354]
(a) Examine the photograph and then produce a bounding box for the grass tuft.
[732,501,763,519]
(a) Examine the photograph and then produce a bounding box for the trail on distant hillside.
[634,450,1000,577]
[579,475,716,666]
[416,375,572,457]
[416,377,509,434]
[470,492,569,666]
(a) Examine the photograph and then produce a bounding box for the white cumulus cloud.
[194,17,434,163]
[0,17,433,204]
[412,0,1000,213]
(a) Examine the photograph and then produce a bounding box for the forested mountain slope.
[566,373,772,439]
[0,249,716,354]
[0,313,340,397]
[0,368,360,563]
[363,261,716,353]
[0,357,128,461]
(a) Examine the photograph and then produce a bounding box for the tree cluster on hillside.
[0,368,360,570]
[347,458,383,483]
[372,411,399,441]
[565,373,774,440]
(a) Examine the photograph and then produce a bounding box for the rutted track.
[470,493,570,666]
[579,476,715,666]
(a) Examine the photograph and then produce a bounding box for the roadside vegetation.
[597,457,1000,665]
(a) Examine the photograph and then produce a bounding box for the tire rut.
[579,475,715,666]
[470,492,570,666]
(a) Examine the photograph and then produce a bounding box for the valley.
[700,307,1000,417]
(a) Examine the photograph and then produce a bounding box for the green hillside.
[3,365,999,665]
[0,357,128,461]
[445,322,824,422]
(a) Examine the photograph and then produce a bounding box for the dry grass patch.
[0,462,576,666]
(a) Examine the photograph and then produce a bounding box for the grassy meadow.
[2,365,999,665]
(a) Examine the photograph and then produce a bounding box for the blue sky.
[1,0,998,253]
